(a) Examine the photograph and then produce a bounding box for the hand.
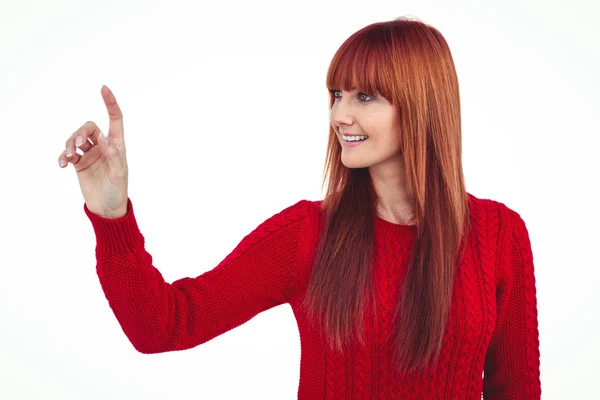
[58,85,129,219]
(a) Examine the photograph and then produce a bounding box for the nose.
[330,96,354,130]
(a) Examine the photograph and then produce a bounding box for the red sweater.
[84,193,541,399]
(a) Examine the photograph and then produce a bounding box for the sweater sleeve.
[482,207,542,399]
[84,197,312,354]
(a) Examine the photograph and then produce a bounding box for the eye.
[329,89,342,99]
[329,89,374,103]
[357,93,374,102]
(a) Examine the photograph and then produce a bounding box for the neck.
[369,155,415,225]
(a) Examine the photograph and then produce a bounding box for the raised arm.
[483,206,542,399]
[85,197,313,354]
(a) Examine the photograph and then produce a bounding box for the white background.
[1,0,599,398]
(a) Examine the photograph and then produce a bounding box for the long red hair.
[301,17,471,377]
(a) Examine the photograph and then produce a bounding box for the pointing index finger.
[101,85,124,140]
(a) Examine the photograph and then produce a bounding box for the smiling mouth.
[342,136,368,142]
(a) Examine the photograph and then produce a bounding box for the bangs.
[326,24,399,104]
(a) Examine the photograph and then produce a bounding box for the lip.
[341,136,368,147]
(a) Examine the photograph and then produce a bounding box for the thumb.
[98,134,126,172]
[100,85,124,141]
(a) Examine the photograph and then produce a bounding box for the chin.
[341,156,373,169]
[341,149,402,170]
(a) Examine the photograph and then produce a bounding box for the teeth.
[343,134,368,142]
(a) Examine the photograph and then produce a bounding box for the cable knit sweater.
[84,193,541,399]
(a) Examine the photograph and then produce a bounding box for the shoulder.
[248,200,314,238]
[258,199,324,236]
[466,192,533,281]
[283,199,324,222]
[466,192,531,258]
[274,199,322,221]
[466,192,528,237]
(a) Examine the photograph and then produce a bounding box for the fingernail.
[59,158,66,167]
[66,147,72,157]
[75,136,83,146]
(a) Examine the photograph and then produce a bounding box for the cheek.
[373,131,402,154]
[381,135,400,148]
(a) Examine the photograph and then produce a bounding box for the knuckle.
[82,121,98,134]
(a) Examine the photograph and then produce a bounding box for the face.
[329,88,403,170]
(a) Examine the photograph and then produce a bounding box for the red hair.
[301,17,471,376]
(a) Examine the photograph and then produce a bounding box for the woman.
[58,17,541,399]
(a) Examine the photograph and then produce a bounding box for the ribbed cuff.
[83,197,146,253]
